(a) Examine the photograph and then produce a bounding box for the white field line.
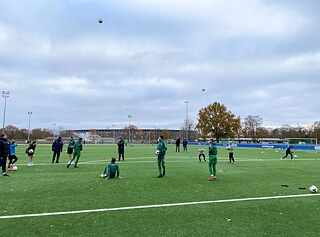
[15,157,319,166]
[0,193,319,220]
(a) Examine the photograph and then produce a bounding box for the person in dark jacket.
[175,138,181,152]
[182,138,188,152]
[0,134,11,176]
[281,146,294,160]
[117,137,125,161]
[52,136,63,163]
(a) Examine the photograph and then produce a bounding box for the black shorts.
[67,148,73,154]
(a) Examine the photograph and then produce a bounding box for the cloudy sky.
[0,0,319,131]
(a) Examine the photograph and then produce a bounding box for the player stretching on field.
[67,138,83,168]
[156,135,167,178]
[102,157,120,180]
[208,139,218,181]
[281,146,294,160]
[8,140,18,170]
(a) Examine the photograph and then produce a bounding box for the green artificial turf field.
[0,144,319,237]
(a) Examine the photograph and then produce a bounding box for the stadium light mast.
[27,111,32,142]
[53,123,56,140]
[112,124,115,144]
[2,91,10,133]
[128,115,132,143]
[184,101,190,140]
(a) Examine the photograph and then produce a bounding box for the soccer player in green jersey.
[101,157,120,180]
[208,139,218,181]
[67,138,83,168]
[67,136,76,162]
[156,135,167,178]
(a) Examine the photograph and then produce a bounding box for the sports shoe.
[7,168,12,172]
[157,174,163,178]
[66,163,70,168]
[162,170,166,177]
[208,176,214,181]
[74,165,79,168]
[3,173,9,177]
[213,176,216,180]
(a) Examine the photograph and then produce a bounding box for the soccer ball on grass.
[12,166,18,171]
[309,185,318,193]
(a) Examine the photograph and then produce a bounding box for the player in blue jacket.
[8,140,18,170]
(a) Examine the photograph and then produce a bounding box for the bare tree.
[243,115,263,142]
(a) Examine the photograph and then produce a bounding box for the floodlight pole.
[27,111,32,142]
[2,91,10,133]
[184,101,190,140]
[112,124,115,144]
[53,123,56,140]
[128,115,132,143]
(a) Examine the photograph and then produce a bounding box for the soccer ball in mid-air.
[202,88,205,92]
[309,185,318,193]
[12,166,18,171]
[98,18,103,24]
[155,150,160,155]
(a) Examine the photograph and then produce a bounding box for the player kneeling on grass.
[100,157,120,180]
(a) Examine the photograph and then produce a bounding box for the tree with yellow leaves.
[196,102,241,142]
